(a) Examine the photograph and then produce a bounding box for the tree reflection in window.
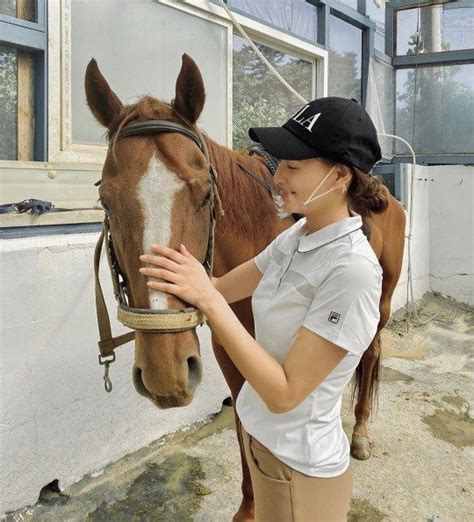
[232,34,313,152]
[0,46,17,161]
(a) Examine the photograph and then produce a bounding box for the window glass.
[71,0,228,146]
[395,63,474,154]
[366,0,385,24]
[215,0,318,44]
[338,0,358,11]
[396,1,474,55]
[328,15,362,103]
[374,30,385,54]
[366,56,394,160]
[232,33,314,151]
[0,44,35,161]
[366,0,386,53]
[0,0,36,21]
[0,45,17,160]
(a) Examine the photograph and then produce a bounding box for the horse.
[85,53,406,521]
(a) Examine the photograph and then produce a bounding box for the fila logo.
[290,104,322,132]
[328,311,341,324]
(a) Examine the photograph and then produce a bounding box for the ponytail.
[347,165,389,217]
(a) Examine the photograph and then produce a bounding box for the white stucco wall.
[386,164,474,313]
[0,232,231,514]
[390,163,473,312]
[427,164,473,306]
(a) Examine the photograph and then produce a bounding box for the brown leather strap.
[112,120,206,153]
[94,224,135,357]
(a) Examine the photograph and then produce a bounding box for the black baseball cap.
[248,96,382,173]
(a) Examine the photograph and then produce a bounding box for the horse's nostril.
[132,365,151,398]
[187,355,202,391]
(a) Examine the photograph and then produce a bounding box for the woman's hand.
[139,244,218,309]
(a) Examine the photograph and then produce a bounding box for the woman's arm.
[201,293,288,413]
[211,258,263,304]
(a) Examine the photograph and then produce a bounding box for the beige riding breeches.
[240,421,353,521]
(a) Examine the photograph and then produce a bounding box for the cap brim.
[248,126,319,160]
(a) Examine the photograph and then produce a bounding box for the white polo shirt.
[235,208,383,477]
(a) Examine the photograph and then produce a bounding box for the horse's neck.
[202,134,291,264]
[203,135,274,220]
[204,135,272,187]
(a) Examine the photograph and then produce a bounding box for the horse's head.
[85,54,215,408]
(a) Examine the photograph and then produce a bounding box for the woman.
[138,96,387,521]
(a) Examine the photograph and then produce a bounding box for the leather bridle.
[93,119,225,392]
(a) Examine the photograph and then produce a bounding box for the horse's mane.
[203,136,277,245]
[108,95,277,245]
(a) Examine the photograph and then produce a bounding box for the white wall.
[428,164,473,306]
[390,163,473,312]
[0,232,231,514]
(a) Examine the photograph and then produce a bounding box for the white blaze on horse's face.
[137,153,186,310]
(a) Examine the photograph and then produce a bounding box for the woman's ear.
[335,164,352,188]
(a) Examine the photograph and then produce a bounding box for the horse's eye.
[99,197,111,213]
[200,191,212,209]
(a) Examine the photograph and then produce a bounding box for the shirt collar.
[293,208,363,253]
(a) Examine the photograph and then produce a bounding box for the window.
[0,0,36,20]
[339,0,358,10]
[392,0,474,161]
[232,33,315,151]
[0,0,46,161]
[366,0,386,53]
[223,0,318,44]
[396,1,474,55]
[395,63,474,155]
[1,0,231,231]
[328,14,363,102]
[0,45,35,161]
[367,56,395,160]
[0,45,19,160]
[70,0,228,148]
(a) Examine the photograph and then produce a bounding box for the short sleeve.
[302,254,382,356]
[253,228,290,274]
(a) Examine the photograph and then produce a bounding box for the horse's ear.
[84,58,123,128]
[172,54,205,124]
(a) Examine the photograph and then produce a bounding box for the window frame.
[176,0,328,117]
[390,0,474,166]
[230,28,321,151]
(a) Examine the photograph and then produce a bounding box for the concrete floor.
[3,292,473,522]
